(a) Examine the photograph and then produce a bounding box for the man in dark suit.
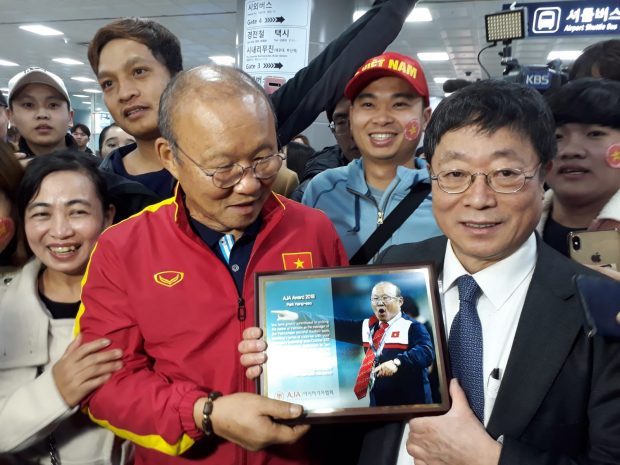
[377,80,620,465]
[240,79,620,465]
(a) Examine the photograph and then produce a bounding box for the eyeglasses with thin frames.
[429,164,542,194]
[370,295,399,304]
[174,143,286,189]
[329,119,350,135]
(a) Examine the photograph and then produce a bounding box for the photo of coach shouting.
[335,281,434,407]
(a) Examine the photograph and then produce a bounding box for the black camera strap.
[349,183,431,265]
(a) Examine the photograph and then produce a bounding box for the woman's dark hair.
[545,78,620,129]
[17,151,111,221]
[0,142,23,204]
[424,80,557,165]
[98,123,118,153]
[570,39,620,81]
[0,142,29,266]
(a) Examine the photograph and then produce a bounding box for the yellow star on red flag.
[282,252,314,270]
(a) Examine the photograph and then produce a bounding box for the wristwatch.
[392,358,401,367]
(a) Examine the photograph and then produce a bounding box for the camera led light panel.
[485,9,526,42]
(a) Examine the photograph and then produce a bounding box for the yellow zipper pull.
[377,210,384,225]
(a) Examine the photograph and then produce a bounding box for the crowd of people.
[0,1,619,464]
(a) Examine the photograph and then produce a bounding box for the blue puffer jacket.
[302,157,443,261]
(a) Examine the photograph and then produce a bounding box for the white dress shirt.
[396,233,537,465]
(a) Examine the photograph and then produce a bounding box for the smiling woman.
[0,151,131,463]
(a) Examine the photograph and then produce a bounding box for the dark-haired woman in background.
[0,141,28,270]
[0,151,131,464]
[98,123,135,159]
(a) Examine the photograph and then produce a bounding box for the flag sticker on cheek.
[0,218,15,252]
[606,143,620,169]
[404,119,421,141]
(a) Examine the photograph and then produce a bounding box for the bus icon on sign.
[533,7,561,33]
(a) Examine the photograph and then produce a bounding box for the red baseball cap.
[344,52,429,106]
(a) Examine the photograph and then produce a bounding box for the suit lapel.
[486,242,585,439]
[383,237,587,440]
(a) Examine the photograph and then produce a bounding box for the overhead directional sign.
[504,1,620,37]
[243,0,311,88]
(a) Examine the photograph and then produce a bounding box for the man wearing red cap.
[302,52,442,264]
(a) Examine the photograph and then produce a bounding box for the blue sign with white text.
[504,1,620,37]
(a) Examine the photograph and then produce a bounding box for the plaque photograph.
[255,263,450,422]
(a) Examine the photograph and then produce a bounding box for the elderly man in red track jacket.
[75,65,348,465]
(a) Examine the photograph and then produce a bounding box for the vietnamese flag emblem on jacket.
[282,252,313,270]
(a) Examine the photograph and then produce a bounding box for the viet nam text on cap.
[344,52,429,106]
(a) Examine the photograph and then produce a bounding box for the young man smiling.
[302,52,442,262]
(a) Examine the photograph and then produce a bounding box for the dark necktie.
[354,321,389,399]
[449,275,484,421]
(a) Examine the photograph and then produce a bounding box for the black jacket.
[289,145,348,202]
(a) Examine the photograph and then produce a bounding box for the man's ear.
[68,110,74,128]
[540,160,553,180]
[103,204,116,228]
[156,137,179,180]
[421,106,432,131]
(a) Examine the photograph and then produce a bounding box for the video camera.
[443,7,569,94]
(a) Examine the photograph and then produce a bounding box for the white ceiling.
[0,0,616,112]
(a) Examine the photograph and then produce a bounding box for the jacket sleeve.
[75,240,207,457]
[498,335,620,465]
[300,174,323,208]
[0,368,73,452]
[270,0,417,145]
[330,215,349,266]
[396,322,433,368]
[334,319,365,345]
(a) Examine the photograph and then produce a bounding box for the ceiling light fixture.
[407,8,432,22]
[72,94,89,98]
[353,10,367,22]
[71,76,96,82]
[209,55,236,66]
[53,58,84,65]
[83,88,102,93]
[547,50,582,61]
[417,52,450,61]
[0,59,19,67]
[19,24,63,36]
[433,77,450,84]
